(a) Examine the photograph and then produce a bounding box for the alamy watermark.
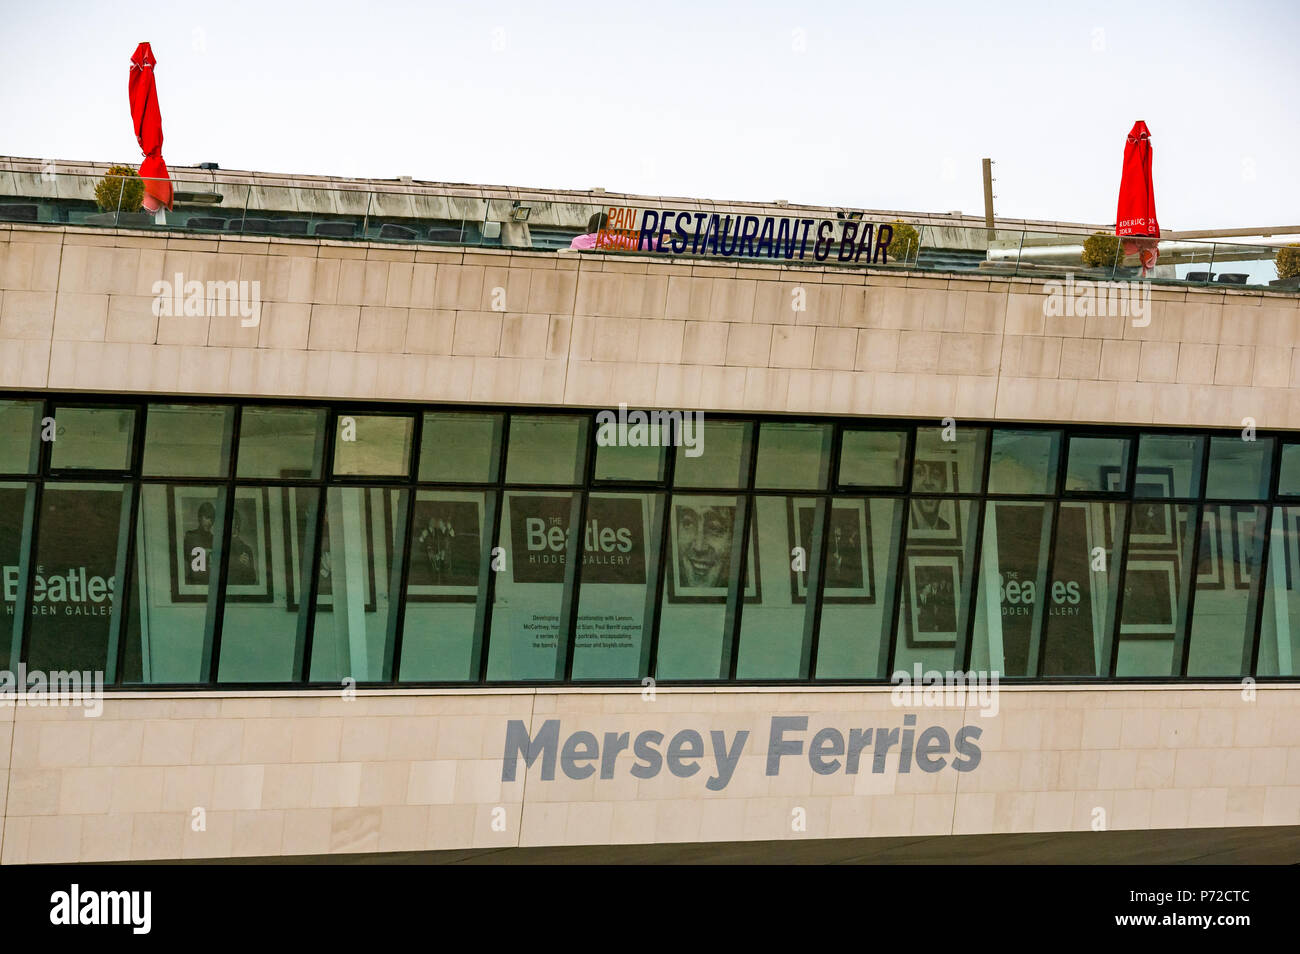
[0,663,104,717]
[152,273,261,326]
[890,664,1000,717]
[1043,274,1151,327]
[595,404,705,458]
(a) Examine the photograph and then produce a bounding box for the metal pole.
[982,158,995,240]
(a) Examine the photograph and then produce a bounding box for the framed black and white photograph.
[1119,555,1179,639]
[787,498,874,604]
[904,551,963,648]
[408,491,483,602]
[908,460,961,545]
[666,496,760,604]
[283,487,383,613]
[167,486,273,603]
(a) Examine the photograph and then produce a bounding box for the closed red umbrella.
[129,42,173,212]
[1116,120,1159,273]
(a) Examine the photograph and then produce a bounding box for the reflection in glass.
[673,420,751,488]
[419,413,502,483]
[50,406,135,471]
[1278,445,1300,497]
[1041,502,1125,677]
[754,422,832,490]
[1134,434,1204,498]
[1065,436,1130,492]
[0,482,35,665]
[912,427,986,494]
[486,491,579,680]
[399,489,493,681]
[1259,507,1300,676]
[814,498,903,679]
[839,430,907,488]
[122,484,225,683]
[1115,503,1197,676]
[25,482,129,674]
[987,430,1061,494]
[333,415,414,477]
[505,416,588,485]
[217,486,318,682]
[594,420,666,482]
[0,401,42,474]
[142,404,233,478]
[308,487,406,682]
[893,498,977,676]
[237,407,326,479]
[655,494,747,678]
[1204,437,1272,500]
[971,501,1053,677]
[571,492,664,680]
[1186,504,1265,676]
[736,496,824,678]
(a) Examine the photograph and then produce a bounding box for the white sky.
[1,0,1297,229]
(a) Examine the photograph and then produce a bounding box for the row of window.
[1,398,1299,685]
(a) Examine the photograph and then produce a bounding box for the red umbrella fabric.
[1116,120,1158,272]
[128,42,173,211]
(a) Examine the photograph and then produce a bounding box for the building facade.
[0,157,1298,862]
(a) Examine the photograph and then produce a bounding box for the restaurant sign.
[597,206,896,264]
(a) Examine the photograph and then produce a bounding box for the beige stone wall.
[1,685,1297,862]
[2,223,1299,428]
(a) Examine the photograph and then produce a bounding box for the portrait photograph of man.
[667,496,758,603]
[909,460,960,544]
[169,487,273,603]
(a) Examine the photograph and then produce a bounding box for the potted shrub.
[89,165,153,226]
[887,221,920,266]
[1272,243,1300,289]
[1081,231,1122,271]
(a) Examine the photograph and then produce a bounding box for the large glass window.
[25,482,131,674]
[236,406,326,479]
[1065,436,1131,493]
[0,400,42,474]
[419,412,502,483]
[121,484,226,683]
[308,487,407,682]
[1186,504,1265,676]
[971,501,1054,677]
[399,489,494,681]
[1204,437,1272,500]
[753,422,832,490]
[814,498,904,679]
[332,415,414,477]
[142,404,233,478]
[655,494,748,679]
[839,430,907,488]
[505,416,587,485]
[673,420,751,489]
[893,498,979,676]
[50,406,135,471]
[0,482,35,665]
[1040,501,1125,677]
[570,492,665,680]
[4,399,1298,689]
[1134,434,1205,498]
[216,485,319,682]
[486,490,581,680]
[1259,506,1300,677]
[912,426,986,494]
[988,430,1060,495]
[735,496,824,678]
[1115,502,1198,677]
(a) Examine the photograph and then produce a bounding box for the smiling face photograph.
[667,496,758,603]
